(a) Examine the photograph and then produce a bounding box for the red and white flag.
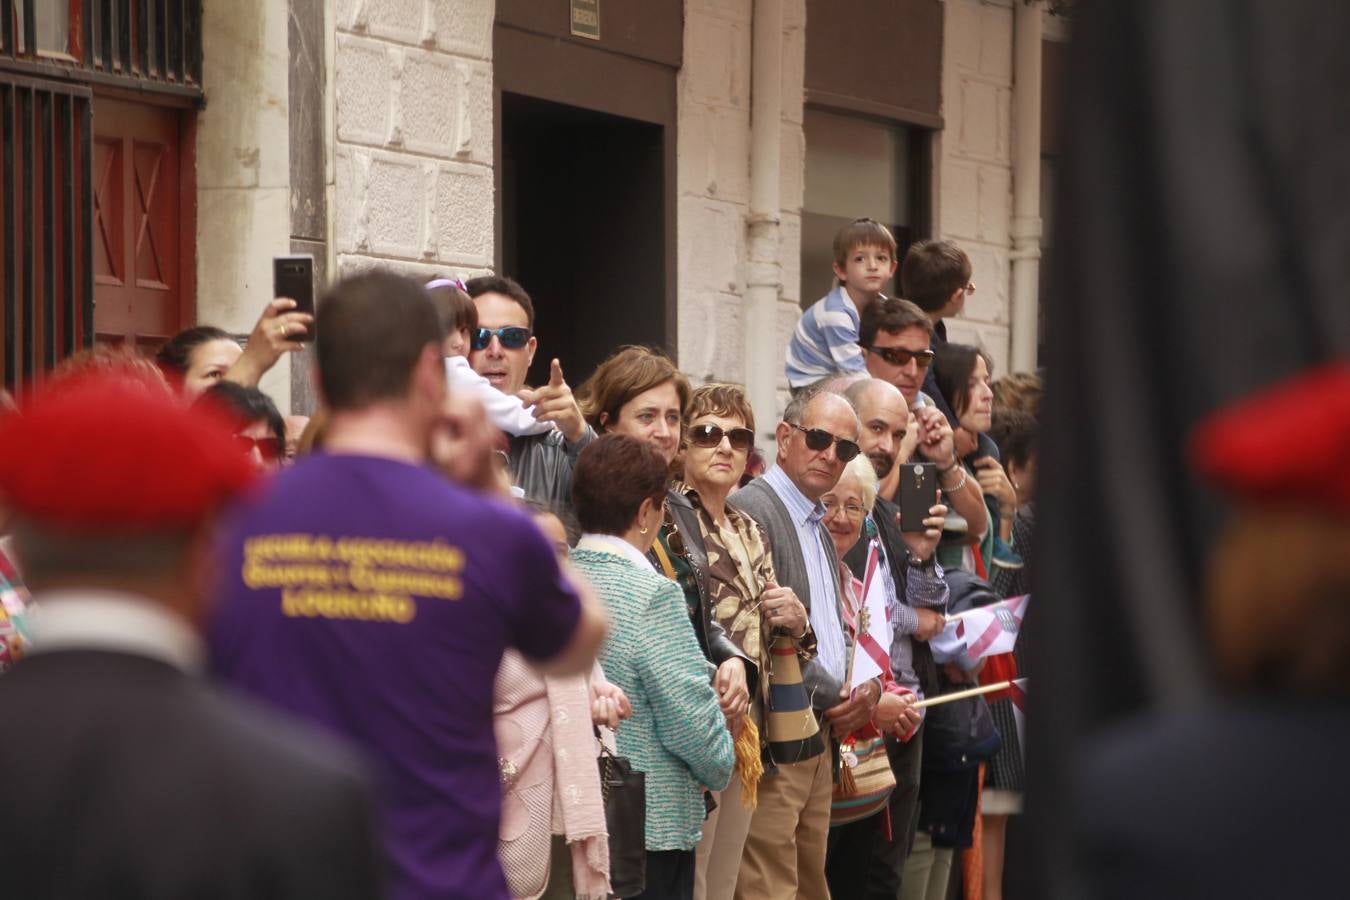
[849,539,892,690]
[954,594,1029,664]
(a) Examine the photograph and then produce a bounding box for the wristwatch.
[906,552,936,571]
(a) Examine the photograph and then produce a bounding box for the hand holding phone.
[273,256,316,342]
[898,461,938,533]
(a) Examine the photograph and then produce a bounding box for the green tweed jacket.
[571,547,735,852]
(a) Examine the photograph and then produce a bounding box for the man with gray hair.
[729,389,882,900]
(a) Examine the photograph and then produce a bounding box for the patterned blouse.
[675,483,815,709]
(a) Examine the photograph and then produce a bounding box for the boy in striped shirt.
[785,218,898,391]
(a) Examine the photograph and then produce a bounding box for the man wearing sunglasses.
[858,299,990,544]
[728,389,879,900]
[464,276,593,513]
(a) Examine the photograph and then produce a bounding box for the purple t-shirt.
[209,454,582,900]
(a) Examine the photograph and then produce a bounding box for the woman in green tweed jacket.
[570,434,735,900]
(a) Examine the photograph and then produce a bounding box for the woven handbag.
[830,731,896,824]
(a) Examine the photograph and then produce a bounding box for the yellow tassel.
[735,718,764,809]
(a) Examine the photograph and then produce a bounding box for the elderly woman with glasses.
[819,453,946,900]
[664,384,812,900]
[570,434,736,900]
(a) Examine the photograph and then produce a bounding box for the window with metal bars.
[2,1,203,98]
[0,75,93,394]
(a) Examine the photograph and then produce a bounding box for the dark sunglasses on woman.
[789,423,862,462]
[233,434,281,462]
[687,423,756,452]
[471,326,532,351]
[863,345,935,368]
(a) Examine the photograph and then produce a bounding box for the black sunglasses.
[788,423,861,462]
[233,434,281,462]
[471,326,532,351]
[863,345,935,368]
[687,423,755,452]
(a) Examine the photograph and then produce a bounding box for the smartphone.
[898,461,938,533]
[273,255,315,342]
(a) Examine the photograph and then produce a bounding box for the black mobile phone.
[273,255,315,342]
[897,461,938,532]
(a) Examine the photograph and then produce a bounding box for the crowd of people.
[0,219,1049,900]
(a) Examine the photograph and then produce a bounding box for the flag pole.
[911,680,1014,709]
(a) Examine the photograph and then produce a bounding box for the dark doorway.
[500,92,667,389]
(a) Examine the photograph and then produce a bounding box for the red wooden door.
[91,96,191,350]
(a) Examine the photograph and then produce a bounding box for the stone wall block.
[978,1,1014,82]
[435,164,494,265]
[977,164,1011,244]
[429,0,495,57]
[685,14,749,108]
[679,291,745,384]
[400,48,459,155]
[959,243,1009,324]
[335,35,393,145]
[365,0,424,45]
[948,0,982,73]
[364,153,424,257]
[940,159,980,240]
[957,77,1000,160]
[679,101,750,202]
[679,197,744,293]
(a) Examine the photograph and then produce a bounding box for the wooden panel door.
[91,96,191,351]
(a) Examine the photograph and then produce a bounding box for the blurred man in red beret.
[1075,362,1350,900]
[0,377,382,899]
[208,270,607,900]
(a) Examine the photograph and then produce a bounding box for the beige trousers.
[733,749,833,900]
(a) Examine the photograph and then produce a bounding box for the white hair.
[837,454,880,514]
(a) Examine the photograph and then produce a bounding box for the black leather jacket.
[649,489,757,692]
[508,427,595,515]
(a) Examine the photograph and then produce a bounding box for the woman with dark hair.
[156,326,240,400]
[157,299,313,400]
[195,381,286,473]
[570,434,735,900]
[932,343,1018,576]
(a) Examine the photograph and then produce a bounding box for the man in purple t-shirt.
[210,271,607,900]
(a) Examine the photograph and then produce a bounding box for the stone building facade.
[189,0,1065,426]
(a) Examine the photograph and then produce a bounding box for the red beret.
[1189,362,1350,515]
[0,375,257,534]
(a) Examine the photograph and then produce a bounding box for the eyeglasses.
[788,423,861,462]
[822,498,866,519]
[471,326,532,351]
[233,434,281,462]
[687,423,755,452]
[863,345,936,369]
[964,282,976,295]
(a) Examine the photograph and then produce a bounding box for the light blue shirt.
[763,465,849,683]
[784,285,871,389]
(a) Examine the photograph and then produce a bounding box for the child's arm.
[445,357,553,437]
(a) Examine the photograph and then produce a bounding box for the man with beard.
[837,377,951,898]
